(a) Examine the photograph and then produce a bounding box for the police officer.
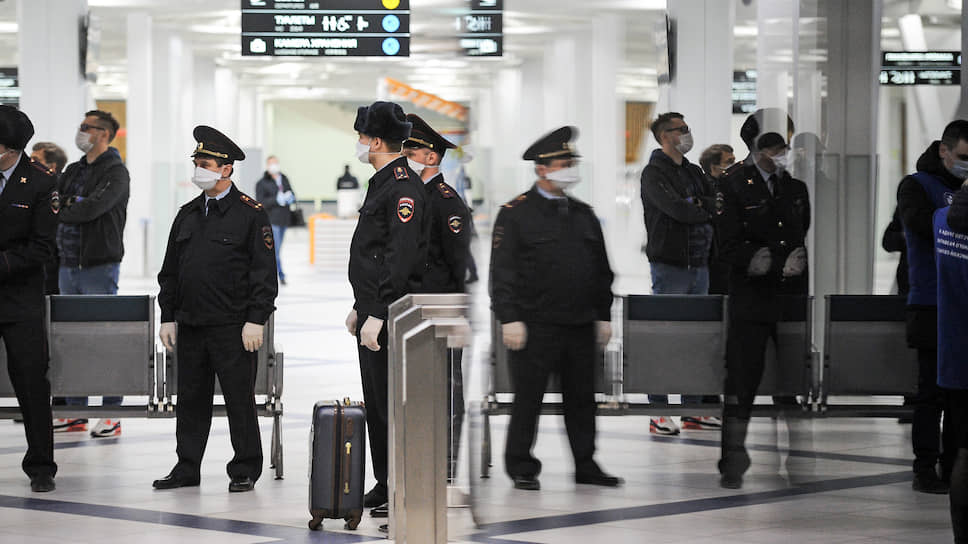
[490,126,621,490]
[897,119,968,494]
[154,126,278,493]
[344,102,429,516]
[402,113,471,478]
[0,105,58,492]
[715,131,811,489]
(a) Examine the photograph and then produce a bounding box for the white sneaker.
[53,418,87,433]
[89,419,121,438]
[649,417,680,435]
[681,416,722,430]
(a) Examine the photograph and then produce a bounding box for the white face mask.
[771,152,789,173]
[407,158,427,175]
[75,131,94,153]
[545,166,581,190]
[356,141,372,164]
[192,165,222,191]
[675,132,694,155]
[948,159,968,181]
[267,163,281,175]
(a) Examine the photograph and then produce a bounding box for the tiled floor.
[0,228,951,543]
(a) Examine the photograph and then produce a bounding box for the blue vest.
[934,207,968,389]
[906,172,955,306]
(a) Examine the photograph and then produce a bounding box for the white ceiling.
[0,0,961,104]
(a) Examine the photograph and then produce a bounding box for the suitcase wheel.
[344,511,363,530]
[308,516,324,531]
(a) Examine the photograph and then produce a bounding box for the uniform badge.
[747,178,753,185]
[262,226,274,250]
[397,197,414,223]
[394,166,409,180]
[448,214,463,234]
[50,191,60,214]
[946,192,955,205]
[20,177,27,184]
[493,226,504,249]
[714,193,724,216]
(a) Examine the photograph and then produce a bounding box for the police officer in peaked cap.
[345,101,430,516]
[154,125,278,493]
[490,126,622,491]
[0,105,59,492]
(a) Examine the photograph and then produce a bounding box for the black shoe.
[576,470,624,487]
[379,524,388,534]
[364,483,387,508]
[279,277,287,286]
[229,476,255,492]
[30,474,55,493]
[720,474,743,489]
[913,472,949,494]
[512,475,540,490]
[370,502,388,518]
[152,473,200,490]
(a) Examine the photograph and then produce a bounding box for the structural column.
[17,0,89,161]
[125,12,153,277]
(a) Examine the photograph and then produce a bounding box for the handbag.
[290,207,307,227]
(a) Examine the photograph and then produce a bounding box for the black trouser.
[173,323,262,481]
[945,389,968,543]
[719,319,801,477]
[505,322,597,478]
[913,347,954,476]
[357,315,389,487]
[0,319,56,478]
[448,348,465,479]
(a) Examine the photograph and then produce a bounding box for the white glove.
[242,322,264,352]
[276,191,288,206]
[747,247,772,277]
[159,322,177,352]
[502,321,527,351]
[595,321,612,345]
[345,309,358,336]
[782,246,807,277]
[285,191,295,205]
[360,316,384,352]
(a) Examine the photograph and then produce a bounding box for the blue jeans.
[272,225,286,280]
[58,263,123,408]
[649,262,716,407]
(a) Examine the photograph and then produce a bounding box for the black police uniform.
[714,151,811,482]
[348,102,429,494]
[157,126,277,485]
[0,149,59,484]
[489,127,614,482]
[403,113,472,477]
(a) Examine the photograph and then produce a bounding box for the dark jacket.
[489,186,614,325]
[56,147,129,267]
[881,206,909,297]
[255,172,294,227]
[348,157,430,320]
[0,154,58,322]
[715,159,811,322]
[158,184,278,326]
[640,149,715,268]
[418,174,471,293]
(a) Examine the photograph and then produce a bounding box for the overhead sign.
[458,0,502,57]
[879,51,961,86]
[0,68,18,108]
[241,0,410,57]
[732,70,756,114]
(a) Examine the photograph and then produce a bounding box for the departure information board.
[0,68,18,108]
[880,51,961,86]
[241,0,410,57]
[458,0,502,57]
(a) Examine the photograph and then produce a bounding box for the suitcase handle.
[343,441,352,494]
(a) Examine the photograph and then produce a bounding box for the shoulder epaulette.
[502,193,527,209]
[29,158,53,177]
[436,182,455,198]
[240,193,264,210]
[394,166,409,181]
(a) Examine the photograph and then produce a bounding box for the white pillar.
[755,0,795,119]
[590,14,623,270]
[959,6,968,119]
[215,67,240,138]
[192,55,217,126]
[124,12,153,278]
[17,0,89,161]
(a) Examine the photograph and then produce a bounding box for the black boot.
[718,416,751,488]
[951,449,968,543]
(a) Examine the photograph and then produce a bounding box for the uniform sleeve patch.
[262,225,274,250]
[448,214,463,234]
[394,166,409,180]
[50,191,60,215]
[397,197,415,223]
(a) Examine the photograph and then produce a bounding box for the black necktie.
[0,172,5,194]
[557,198,569,216]
[206,199,214,217]
[767,174,777,196]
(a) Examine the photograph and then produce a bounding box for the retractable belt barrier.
[387,293,471,544]
[0,295,284,480]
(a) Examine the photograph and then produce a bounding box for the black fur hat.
[354,101,412,143]
[0,105,34,150]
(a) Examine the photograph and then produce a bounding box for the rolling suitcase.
[308,398,366,531]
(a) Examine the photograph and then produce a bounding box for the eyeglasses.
[79,123,107,133]
[664,125,690,135]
